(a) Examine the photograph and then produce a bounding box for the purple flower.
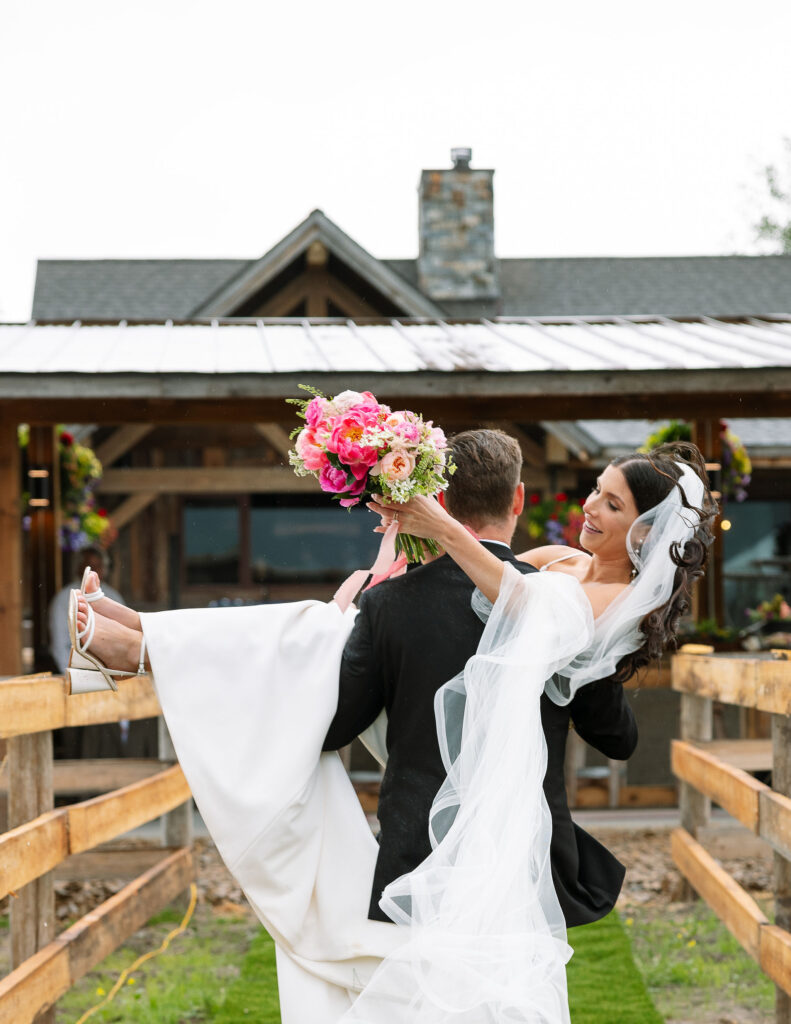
[545,519,564,544]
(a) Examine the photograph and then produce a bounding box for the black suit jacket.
[323,543,638,925]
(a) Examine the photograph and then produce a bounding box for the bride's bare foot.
[84,570,142,632]
[76,594,149,673]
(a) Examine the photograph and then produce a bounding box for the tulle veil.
[342,463,706,1022]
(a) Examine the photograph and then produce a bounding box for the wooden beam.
[761,924,791,1000]
[98,466,317,494]
[0,846,193,1024]
[94,424,154,468]
[672,652,791,716]
[110,491,158,530]
[0,674,160,740]
[772,712,791,1019]
[253,272,312,317]
[67,764,190,853]
[7,730,55,998]
[760,789,791,863]
[671,739,768,831]
[0,422,22,676]
[5,373,791,427]
[255,423,294,460]
[672,826,768,960]
[54,846,175,882]
[484,422,545,468]
[0,758,165,796]
[28,427,61,672]
[701,738,773,771]
[323,274,384,318]
[0,808,68,901]
[0,766,191,899]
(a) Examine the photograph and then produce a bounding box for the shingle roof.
[31,259,249,320]
[31,252,791,321]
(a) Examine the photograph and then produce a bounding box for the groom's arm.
[569,679,638,761]
[322,595,386,751]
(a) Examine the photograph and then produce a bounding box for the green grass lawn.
[626,899,774,1022]
[54,905,661,1023]
[568,911,664,1024]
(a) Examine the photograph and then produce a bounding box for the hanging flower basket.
[641,419,751,503]
[524,492,585,548]
[18,426,117,551]
[58,431,117,551]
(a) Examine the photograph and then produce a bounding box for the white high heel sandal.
[66,589,147,696]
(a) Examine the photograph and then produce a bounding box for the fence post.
[772,712,791,1024]
[158,716,192,848]
[8,730,55,1023]
[679,691,712,900]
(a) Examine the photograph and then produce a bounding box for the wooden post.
[772,713,791,1023]
[28,426,61,672]
[690,418,724,624]
[679,691,713,900]
[158,717,192,849]
[8,730,56,1022]
[0,422,23,677]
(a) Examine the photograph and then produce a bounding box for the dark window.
[183,500,241,584]
[250,496,380,583]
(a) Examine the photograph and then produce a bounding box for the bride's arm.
[368,496,507,604]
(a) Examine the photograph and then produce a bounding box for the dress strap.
[539,552,584,572]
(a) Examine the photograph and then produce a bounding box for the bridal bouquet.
[288,386,453,561]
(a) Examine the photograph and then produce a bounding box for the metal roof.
[2,315,791,377]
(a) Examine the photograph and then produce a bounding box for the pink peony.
[339,475,368,507]
[295,427,328,472]
[429,426,447,448]
[318,464,349,494]
[386,411,421,446]
[328,410,381,468]
[373,449,416,483]
[305,396,332,429]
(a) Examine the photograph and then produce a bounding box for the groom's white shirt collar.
[479,538,510,549]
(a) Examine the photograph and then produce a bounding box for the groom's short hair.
[445,429,522,527]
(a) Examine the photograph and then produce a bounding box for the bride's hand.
[367,494,455,543]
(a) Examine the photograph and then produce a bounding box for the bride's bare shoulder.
[516,545,586,569]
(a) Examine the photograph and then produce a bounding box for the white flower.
[329,390,366,414]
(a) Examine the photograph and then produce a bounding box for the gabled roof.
[191,209,444,318]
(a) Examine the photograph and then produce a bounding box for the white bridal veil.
[341,462,706,1023]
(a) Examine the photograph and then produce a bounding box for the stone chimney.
[417,148,499,302]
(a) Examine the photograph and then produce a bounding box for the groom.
[323,428,638,926]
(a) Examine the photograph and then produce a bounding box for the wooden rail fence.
[672,648,791,1024]
[0,672,194,1024]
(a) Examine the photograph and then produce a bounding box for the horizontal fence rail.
[671,648,791,1023]
[0,672,194,1024]
[0,672,160,738]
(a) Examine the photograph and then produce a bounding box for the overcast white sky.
[2,0,790,320]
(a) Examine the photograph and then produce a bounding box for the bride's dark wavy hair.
[607,441,719,684]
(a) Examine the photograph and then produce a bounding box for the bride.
[68,439,716,1023]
